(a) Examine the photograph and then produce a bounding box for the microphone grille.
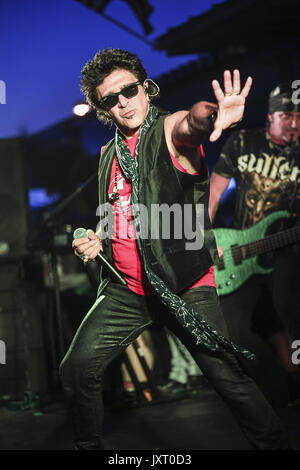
[73,227,88,239]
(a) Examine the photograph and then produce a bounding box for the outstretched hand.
[209,70,252,142]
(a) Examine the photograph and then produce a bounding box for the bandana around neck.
[114,105,254,361]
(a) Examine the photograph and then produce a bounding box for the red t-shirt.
[103,134,215,295]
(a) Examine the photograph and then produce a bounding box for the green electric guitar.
[213,210,300,296]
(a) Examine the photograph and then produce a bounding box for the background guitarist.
[209,82,300,406]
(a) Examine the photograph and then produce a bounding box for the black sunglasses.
[98,81,141,110]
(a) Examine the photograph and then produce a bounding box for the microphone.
[73,228,126,286]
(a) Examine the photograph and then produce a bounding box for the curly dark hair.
[80,48,148,123]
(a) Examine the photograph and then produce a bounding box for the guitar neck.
[241,224,300,259]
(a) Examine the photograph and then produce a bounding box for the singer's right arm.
[72,230,103,261]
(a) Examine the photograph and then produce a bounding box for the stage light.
[72,102,90,116]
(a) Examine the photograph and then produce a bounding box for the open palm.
[210,70,253,142]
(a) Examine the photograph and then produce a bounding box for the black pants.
[59,282,289,450]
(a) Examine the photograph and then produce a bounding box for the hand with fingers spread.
[209,70,253,142]
[72,229,103,263]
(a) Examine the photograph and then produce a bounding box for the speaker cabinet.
[0,262,49,400]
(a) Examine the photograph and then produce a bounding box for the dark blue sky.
[0,0,223,139]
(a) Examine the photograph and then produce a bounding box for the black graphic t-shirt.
[213,128,300,229]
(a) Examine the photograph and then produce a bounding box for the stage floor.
[0,382,299,451]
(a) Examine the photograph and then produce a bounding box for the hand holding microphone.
[72,228,126,285]
[72,227,102,263]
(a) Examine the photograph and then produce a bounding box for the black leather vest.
[97,113,218,293]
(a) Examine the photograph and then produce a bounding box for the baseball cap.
[269,82,300,113]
